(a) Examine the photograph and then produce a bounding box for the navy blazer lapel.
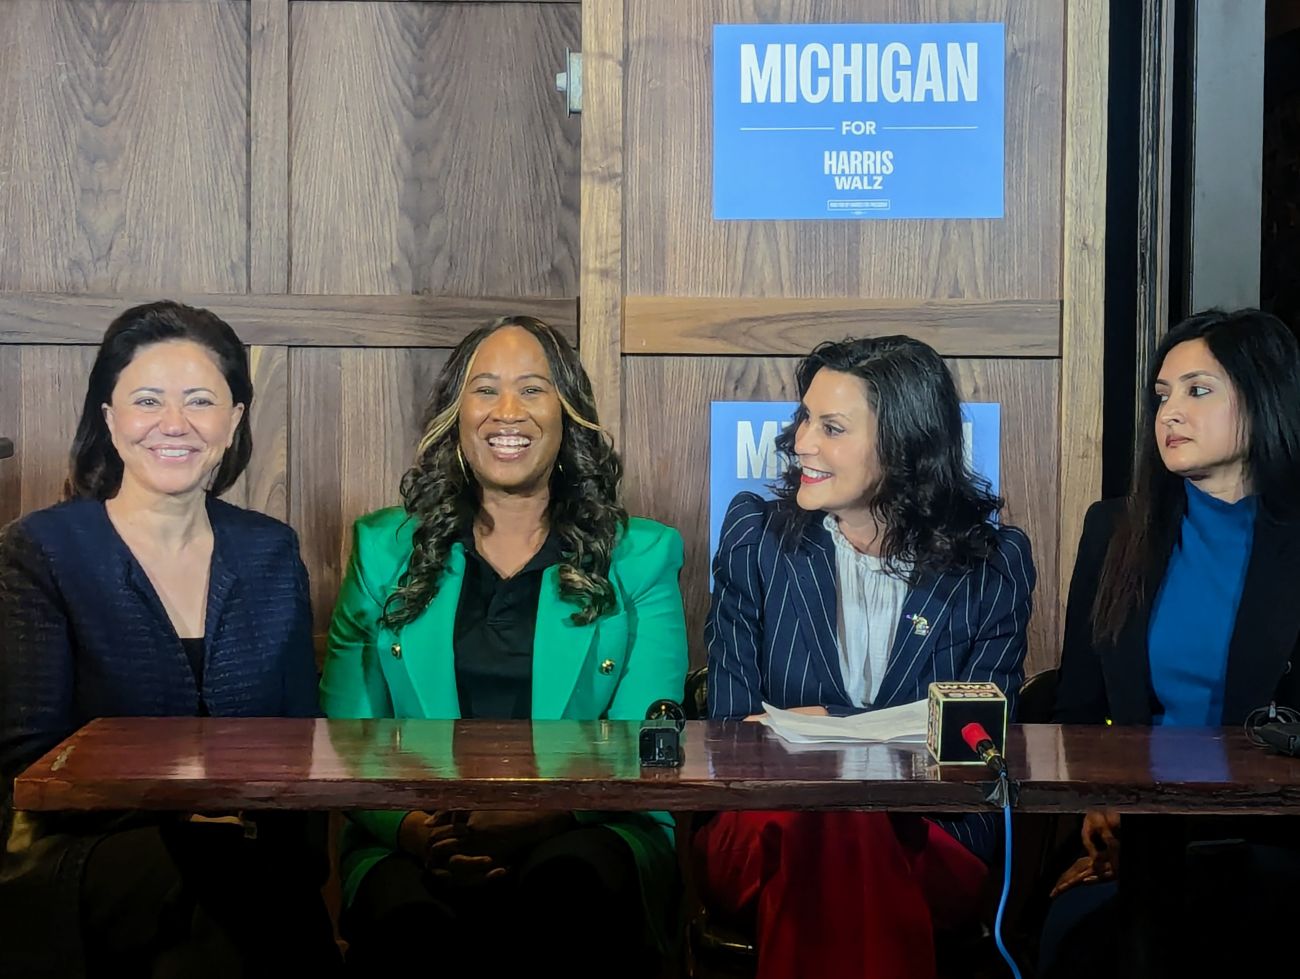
[876,567,966,705]
[123,560,171,630]
[786,521,849,704]
[110,516,176,638]
[1221,511,1300,723]
[203,508,238,647]
[105,497,234,643]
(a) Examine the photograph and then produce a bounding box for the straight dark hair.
[69,301,253,500]
[772,335,1003,579]
[1092,308,1300,643]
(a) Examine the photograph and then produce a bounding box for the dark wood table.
[16,718,1299,979]
[15,718,1300,813]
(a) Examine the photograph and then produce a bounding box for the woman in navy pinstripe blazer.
[698,336,1036,979]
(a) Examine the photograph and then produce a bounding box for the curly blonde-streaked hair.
[381,316,627,630]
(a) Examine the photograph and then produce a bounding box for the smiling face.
[791,367,882,520]
[1153,338,1248,490]
[103,340,245,499]
[456,326,563,495]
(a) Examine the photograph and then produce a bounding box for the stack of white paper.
[761,700,929,745]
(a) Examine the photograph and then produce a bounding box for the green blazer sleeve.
[320,508,409,848]
[606,518,688,720]
[574,518,687,957]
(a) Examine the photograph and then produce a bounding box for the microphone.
[1255,722,1300,757]
[961,722,1008,775]
[925,681,1008,765]
[639,699,685,768]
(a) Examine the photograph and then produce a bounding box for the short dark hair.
[69,301,253,500]
[1093,308,1300,641]
[773,335,1003,577]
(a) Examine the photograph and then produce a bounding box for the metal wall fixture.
[555,48,583,115]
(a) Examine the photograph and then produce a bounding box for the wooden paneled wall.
[603,0,1106,673]
[0,0,581,636]
[1,1,1106,673]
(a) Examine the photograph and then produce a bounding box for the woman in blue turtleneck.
[1043,309,1300,977]
[1147,480,1256,727]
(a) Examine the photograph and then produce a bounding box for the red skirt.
[695,811,989,979]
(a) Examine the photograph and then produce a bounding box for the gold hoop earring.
[456,444,469,481]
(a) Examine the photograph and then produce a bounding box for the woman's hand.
[743,705,830,722]
[1050,808,1122,898]
[1081,807,1121,865]
[402,810,574,886]
[460,809,574,860]
[397,810,467,864]
[1050,852,1117,897]
[397,810,502,885]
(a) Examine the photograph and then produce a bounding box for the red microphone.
[960,722,1008,775]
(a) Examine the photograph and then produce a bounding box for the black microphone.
[961,722,1008,776]
[639,699,685,768]
[1255,722,1300,757]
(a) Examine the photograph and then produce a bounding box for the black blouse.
[180,637,209,716]
[453,530,565,720]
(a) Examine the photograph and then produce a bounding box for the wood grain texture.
[625,0,1063,300]
[289,348,343,640]
[622,356,1059,674]
[289,347,449,638]
[7,345,97,514]
[1058,0,1108,626]
[18,719,1300,815]
[249,0,290,294]
[623,298,1062,356]
[223,346,289,521]
[580,0,624,444]
[289,1,580,297]
[0,293,577,346]
[949,358,1059,673]
[340,1,578,5]
[0,0,247,292]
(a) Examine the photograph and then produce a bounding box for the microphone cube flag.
[926,682,1008,764]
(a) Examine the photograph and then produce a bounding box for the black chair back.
[1016,668,1060,724]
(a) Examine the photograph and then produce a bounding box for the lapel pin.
[906,614,930,637]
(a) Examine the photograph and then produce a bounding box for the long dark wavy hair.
[69,301,253,500]
[381,316,626,630]
[1092,309,1300,643]
[772,335,1003,579]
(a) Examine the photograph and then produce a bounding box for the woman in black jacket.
[1044,308,1300,977]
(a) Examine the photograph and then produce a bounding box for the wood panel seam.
[1058,0,1108,639]
[0,293,578,346]
[623,297,1063,357]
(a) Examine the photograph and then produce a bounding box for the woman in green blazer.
[320,316,688,978]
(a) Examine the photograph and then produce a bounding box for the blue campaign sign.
[713,22,1005,219]
[708,401,1001,576]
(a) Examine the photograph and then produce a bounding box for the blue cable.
[994,772,1023,979]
